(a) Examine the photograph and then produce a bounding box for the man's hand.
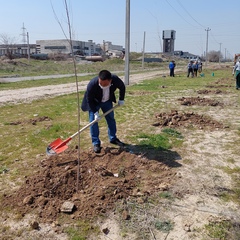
[94,112,100,121]
[118,100,124,106]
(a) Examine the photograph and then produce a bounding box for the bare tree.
[0,33,16,59]
[208,50,223,62]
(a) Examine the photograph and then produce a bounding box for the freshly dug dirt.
[206,77,233,88]
[5,107,223,225]
[1,148,176,223]
[152,110,226,130]
[8,116,52,125]
[197,89,225,94]
[177,96,223,106]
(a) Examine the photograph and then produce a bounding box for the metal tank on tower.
[162,30,176,53]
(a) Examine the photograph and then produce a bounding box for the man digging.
[81,70,126,153]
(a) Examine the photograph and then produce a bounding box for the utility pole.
[225,48,226,61]
[205,27,211,65]
[219,42,222,64]
[27,32,30,61]
[142,31,146,69]
[124,0,130,85]
[103,40,106,59]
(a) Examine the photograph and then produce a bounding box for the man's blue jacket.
[81,74,125,113]
[169,61,175,69]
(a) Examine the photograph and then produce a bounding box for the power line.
[146,9,162,52]
[209,30,220,44]
[176,0,206,29]
[164,0,196,27]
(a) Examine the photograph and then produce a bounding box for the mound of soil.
[1,148,176,223]
[177,96,223,106]
[206,77,233,88]
[197,89,224,94]
[8,116,51,125]
[153,110,225,130]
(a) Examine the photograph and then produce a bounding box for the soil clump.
[1,148,176,223]
[177,96,223,106]
[152,110,226,130]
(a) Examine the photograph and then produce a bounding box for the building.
[0,43,36,56]
[176,51,199,60]
[162,30,176,53]
[101,41,123,52]
[36,39,102,56]
[35,39,124,57]
[0,39,123,59]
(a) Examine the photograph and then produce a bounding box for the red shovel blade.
[46,137,72,155]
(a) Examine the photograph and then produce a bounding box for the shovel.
[46,104,120,155]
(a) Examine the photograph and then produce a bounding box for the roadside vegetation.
[0,54,168,78]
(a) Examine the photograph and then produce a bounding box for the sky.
[1,0,239,58]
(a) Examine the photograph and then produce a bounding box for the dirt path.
[0,70,171,105]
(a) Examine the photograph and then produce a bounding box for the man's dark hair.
[99,70,112,81]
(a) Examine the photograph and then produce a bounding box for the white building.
[36,39,102,56]
[0,39,124,59]
[101,41,123,52]
[0,44,36,56]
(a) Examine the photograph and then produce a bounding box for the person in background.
[81,70,126,153]
[187,60,194,77]
[169,60,175,77]
[198,61,203,73]
[232,59,240,90]
[192,61,199,77]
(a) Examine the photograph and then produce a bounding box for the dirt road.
[0,70,170,105]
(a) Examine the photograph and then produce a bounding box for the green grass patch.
[161,128,183,139]
[0,166,9,174]
[155,220,174,232]
[65,220,100,240]
[137,133,172,150]
[204,220,232,239]
[0,75,94,90]
[218,166,240,204]
[159,191,174,200]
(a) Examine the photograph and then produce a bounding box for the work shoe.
[93,144,101,153]
[110,138,125,147]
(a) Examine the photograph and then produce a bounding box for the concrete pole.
[142,31,146,69]
[27,32,30,61]
[124,0,130,85]
[205,27,211,65]
[219,43,222,64]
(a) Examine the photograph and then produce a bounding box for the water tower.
[162,30,176,53]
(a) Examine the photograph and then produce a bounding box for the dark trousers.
[187,68,193,77]
[193,69,198,77]
[170,68,174,77]
[236,72,240,89]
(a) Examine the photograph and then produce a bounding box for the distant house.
[0,43,36,57]
[172,50,199,60]
[36,39,102,56]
